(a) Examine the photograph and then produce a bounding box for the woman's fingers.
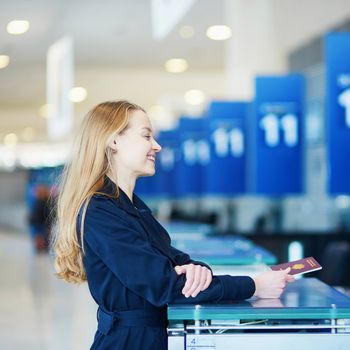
[201,269,212,291]
[190,266,209,297]
[174,265,186,275]
[181,264,195,295]
[178,264,212,298]
[184,265,202,297]
[286,274,295,283]
[253,268,295,299]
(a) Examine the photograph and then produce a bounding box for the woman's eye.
[144,135,151,139]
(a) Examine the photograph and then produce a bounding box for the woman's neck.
[107,171,136,202]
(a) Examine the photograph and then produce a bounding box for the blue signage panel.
[134,171,157,198]
[205,101,248,195]
[154,129,179,198]
[325,33,350,194]
[135,129,179,198]
[250,74,305,195]
[176,117,209,197]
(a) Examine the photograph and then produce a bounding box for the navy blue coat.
[80,177,255,349]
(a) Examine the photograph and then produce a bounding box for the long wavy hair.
[52,100,144,284]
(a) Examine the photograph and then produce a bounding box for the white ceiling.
[0,0,225,109]
[0,0,225,67]
[1,0,350,141]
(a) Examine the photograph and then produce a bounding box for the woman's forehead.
[128,109,152,130]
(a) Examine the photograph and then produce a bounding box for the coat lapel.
[98,176,176,265]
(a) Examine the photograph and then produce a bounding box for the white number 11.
[260,113,298,147]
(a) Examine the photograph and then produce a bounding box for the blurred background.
[1,0,350,349]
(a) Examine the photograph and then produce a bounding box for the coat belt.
[97,307,168,335]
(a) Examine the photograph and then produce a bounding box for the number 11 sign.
[326,33,350,194]
[249,74,305,195]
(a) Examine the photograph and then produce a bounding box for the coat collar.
[98,176,151,216]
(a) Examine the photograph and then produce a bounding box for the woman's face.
[112,109,161,178]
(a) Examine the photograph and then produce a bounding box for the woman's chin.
[147,168,156,176]
[139,168,156,177]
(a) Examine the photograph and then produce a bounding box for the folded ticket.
[270,256,322,276]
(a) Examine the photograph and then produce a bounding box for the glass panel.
[168,278,350,320]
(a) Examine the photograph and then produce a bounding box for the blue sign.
[135,129,179,198]
[250,74,305,195]
[325,33,350,194]
[134,174,157,198]
[154,129,179,198]
[176,117,209,197]
[205,101,248,195]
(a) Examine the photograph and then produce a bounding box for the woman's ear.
[108,138,118,153]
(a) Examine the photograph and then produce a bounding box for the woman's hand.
[174,264,212,298]
[253,267,295,299]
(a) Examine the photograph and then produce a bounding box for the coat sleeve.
[83,198,255,307]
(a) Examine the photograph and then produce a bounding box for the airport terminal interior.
[1,0,350,349]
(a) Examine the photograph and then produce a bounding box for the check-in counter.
[171,236,277,276]
[168,278,350,350]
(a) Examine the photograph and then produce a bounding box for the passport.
[270,257,322,275]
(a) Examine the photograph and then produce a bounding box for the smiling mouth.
[147,155,155,162]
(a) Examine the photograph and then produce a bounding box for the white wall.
[273,0,350,53]
[223,0,350,99]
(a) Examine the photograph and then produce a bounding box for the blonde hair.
[52,100,144,284]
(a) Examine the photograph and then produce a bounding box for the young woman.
[52,100,294,350]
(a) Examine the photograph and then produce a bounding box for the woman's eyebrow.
[141,127,152,133]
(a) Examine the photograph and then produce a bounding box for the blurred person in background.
[52,100,294,350]
[28,184,52,252]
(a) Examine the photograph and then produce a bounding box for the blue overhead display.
[325,33,350,194]
[176,117,209,197]
[250,74,305,195]
[206,101,248,195]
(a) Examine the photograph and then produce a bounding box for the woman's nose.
[153,139,162,152]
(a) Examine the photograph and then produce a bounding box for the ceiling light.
[39,104,55,119]
[4,133,18,147]
[164,58,188,73]
[0,55,10,69]
[179,26,194,39]
[184,89,205,105]
[7,20,30,35]
[206,25,232,41]
[21,127,36,142]
[69,87,87,102]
